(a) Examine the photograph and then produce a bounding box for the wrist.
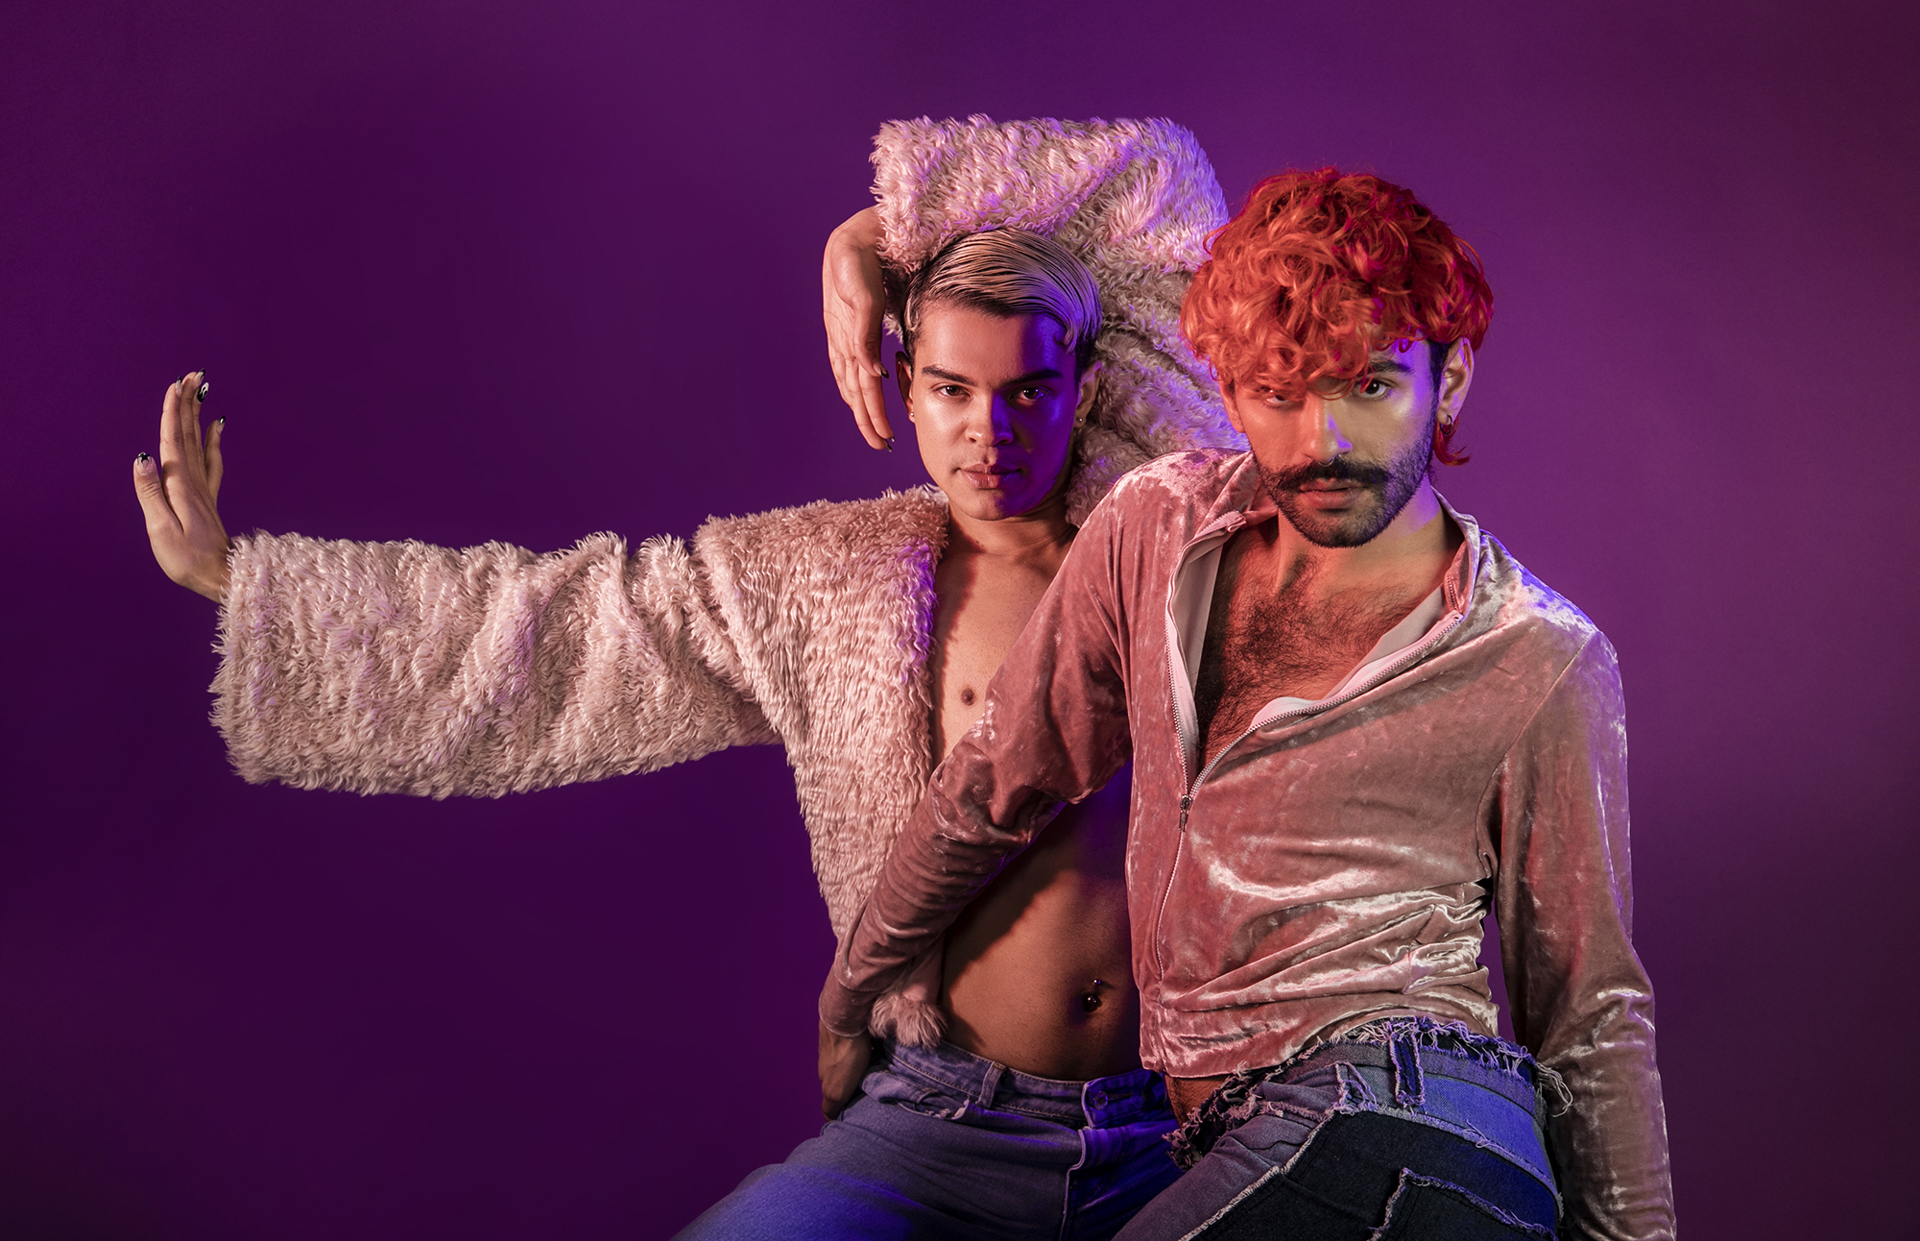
[818,979,873,1040]
[199,542,233,603]
[834,205,882,248]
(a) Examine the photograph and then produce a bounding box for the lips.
[960,464,1018,490]
[1291,480,1371,509]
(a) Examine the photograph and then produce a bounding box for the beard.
[1258,420,1435,549]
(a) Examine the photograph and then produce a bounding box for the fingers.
[159,376,186,468]
[159,370,215,506]
[858,365,892,447]
[180,371,205,472]
[832,346,887,450]
[132,451,179,536]
[206,414,225,502]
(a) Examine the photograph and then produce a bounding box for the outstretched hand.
[133,371,232,602]
[817,1020,872,1120]
[821,206,894,450]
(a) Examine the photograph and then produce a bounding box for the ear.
[895,351,914,415]
[1217,378,1249,436]
[1436,340,1474,429]
[1074,360,1103,423]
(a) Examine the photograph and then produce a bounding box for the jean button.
[1091,1091,1110,1109]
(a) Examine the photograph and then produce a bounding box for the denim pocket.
[858,1064,970,1121]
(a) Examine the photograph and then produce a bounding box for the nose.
[1302,393,1353,462]
[969,395,1016,446]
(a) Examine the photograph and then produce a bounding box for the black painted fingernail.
[886,437,894,452]
[196,378,210,401]
[216,416,225,427]
[136,451,151,464]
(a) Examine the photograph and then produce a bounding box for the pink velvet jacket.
[209,116,1243,1044]
[822,451,1675,1240]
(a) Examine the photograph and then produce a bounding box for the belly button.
[1081,978,1107,1013]
[960,687,975,706]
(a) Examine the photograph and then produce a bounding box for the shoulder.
[1474,532,1615,671]
[1106,448,1243,506]
[1093,449,1248,538]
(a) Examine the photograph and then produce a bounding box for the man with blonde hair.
[134,118,1243,1238]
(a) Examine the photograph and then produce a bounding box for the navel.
[959,687,976,706]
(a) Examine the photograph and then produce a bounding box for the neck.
[1267,479,1456,594]
[946,495,1075,565]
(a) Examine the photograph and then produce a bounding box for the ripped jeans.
[674,1037,1181,1240]
[1116,1017,1567,1241]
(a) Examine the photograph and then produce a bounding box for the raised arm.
[1495,634,1676,1241]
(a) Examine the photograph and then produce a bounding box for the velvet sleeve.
[212,528,777,798]
[818,498,1135,1036]
[1494,633,1677,1240]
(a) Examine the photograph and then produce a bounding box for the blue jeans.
[1116,1018,1565,1240]
[675,1038,1181,1239]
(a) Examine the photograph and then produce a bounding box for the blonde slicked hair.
[900,230,1104,375]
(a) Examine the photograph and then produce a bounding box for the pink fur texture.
[215,117,1240,1043]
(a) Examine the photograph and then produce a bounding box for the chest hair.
[1194,556,1425,760]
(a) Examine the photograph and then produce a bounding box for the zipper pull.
[1178,794,1192,831]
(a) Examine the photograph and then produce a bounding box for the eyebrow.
[921,365,1064,387]
[1367,356,1417,376]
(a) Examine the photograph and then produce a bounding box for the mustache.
[1266,457,1391,490]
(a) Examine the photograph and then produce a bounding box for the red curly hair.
[1182,169,1493,465]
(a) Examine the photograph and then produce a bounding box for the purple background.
[3,0,1915,1235]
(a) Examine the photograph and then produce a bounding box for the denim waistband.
[880,1038,1170,1130]
[1171,1017,1566,1185]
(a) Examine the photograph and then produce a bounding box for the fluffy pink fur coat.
[213,116,1239,1043]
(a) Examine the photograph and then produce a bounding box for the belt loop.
[976,1060,1004,1114]
[1390,1033,1425,1108]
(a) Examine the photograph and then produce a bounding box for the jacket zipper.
[1150,575,1469,977]
[1150,514,1238,978]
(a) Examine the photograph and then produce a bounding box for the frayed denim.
[1118,1017,1566,1240]
[675,1038,1181,1240]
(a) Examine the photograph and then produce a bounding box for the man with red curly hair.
[822,168,1675,1239]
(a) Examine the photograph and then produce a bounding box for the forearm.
[1541,992,1674,1241]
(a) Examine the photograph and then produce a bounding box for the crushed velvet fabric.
[822,451,1674,1240]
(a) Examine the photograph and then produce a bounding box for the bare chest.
[929,552,1060,757]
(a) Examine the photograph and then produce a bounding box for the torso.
[1173,514,1459,1116]
[926,530,1140,1082]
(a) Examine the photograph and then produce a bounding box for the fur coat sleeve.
[212,528,782,798]
[212,489,954,1041]
[870,115,1244,525]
